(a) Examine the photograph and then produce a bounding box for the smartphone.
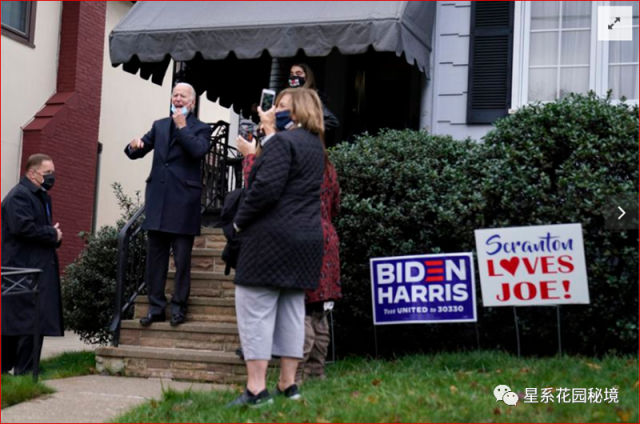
[239,121,255,141]
[260,89,276,112]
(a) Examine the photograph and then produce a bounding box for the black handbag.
[220,188,246,276]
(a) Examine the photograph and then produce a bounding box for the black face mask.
[288,76,306,88]
[41,174,56,191]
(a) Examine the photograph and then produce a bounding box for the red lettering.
[540,280,560,300]
[497,283,511,302]
[522,257,539,274]
[513,282,537,301]
[557,256,575,273]
[488,260,504,277]
[541,256,557,274]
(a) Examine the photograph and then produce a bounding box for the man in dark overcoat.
[125,83,213,327]
[2,154,64,375]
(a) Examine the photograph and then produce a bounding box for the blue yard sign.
[370,253,477,325]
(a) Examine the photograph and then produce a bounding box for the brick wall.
[22,2,107,267]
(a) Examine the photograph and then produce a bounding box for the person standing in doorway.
[288,63,339,131]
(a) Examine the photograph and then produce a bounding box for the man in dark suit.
[125,83,213,327]
[2,154,64,375]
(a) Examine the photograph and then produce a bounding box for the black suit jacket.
[1,177,63,336]
[125,114,213,236]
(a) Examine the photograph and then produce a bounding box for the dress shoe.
[170,314,187,327]
[140,313,166,327]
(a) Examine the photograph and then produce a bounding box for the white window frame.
[512,1,638,109]
[597,1,639,104]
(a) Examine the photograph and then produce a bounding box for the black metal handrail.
[109,206,147,346]
[111,120,242,346]
[201,121,243,217]
[1,267,43,381]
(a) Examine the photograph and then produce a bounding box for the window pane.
[611,1,638,26]
[1,1,28,33]
[609,36,639,64]
[561,31,590,65]
[531,1,560,30]
[529,68,558,101]
[530,32,559,66]
[562,1,592,29]
[609,65,639,100]
[560,68,589,97]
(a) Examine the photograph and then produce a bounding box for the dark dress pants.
[146,231,195,318]
[2,335,44,375]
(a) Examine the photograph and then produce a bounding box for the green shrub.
[331,93,638,356]
[62,184,144,345]
[330,130,489,356]
[479,92,639,354]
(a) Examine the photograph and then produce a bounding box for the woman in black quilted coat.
[228,88,325,407]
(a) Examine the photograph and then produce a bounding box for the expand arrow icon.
[609,17,622,30]
[618,206,626,220]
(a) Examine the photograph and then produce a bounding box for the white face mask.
[171,105,189,115]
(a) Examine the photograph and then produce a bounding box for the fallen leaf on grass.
[450,385,458,394]
[616,408,632,422]
[372,379,382,387]
[366,395,379,405]
[493,407,502,416]
[495,369,503,374]
[519,368,531,374]
[586,362,602,370]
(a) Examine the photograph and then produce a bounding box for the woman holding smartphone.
[236,87,343,386]
[228,88,326,407]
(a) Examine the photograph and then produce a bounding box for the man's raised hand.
[129,138,145,151]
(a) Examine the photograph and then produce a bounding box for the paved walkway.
[2,333,225,423]
[1,375,225,423]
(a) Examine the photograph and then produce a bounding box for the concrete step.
[170,250,229,274]
[119,321,240,353]
[166,277,236,299]
[200,228,224,236]
[134,296,236,324]
[96,345,247,384]
[194,228,227,251]
[168,271,234,281]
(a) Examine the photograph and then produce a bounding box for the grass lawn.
[1,351,95,409]
[114,351,639,423]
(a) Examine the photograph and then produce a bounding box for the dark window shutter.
[467,1,514,124]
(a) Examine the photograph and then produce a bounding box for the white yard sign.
[475,224,590,307]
